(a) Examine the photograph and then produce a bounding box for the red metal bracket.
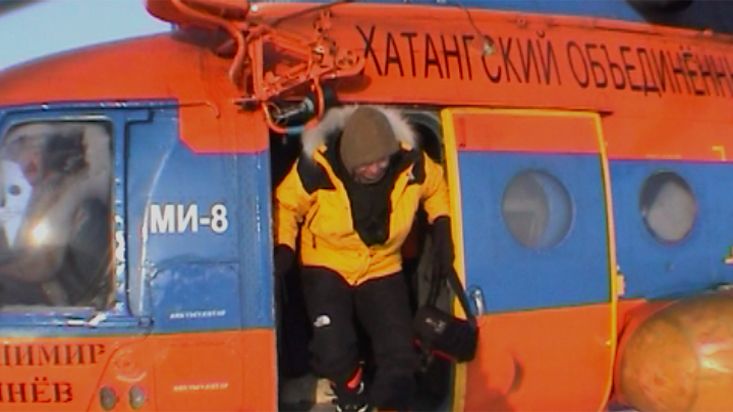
[147,0,364,131]
[243,9,364,102]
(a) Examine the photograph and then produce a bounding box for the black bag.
[413,268,478,363]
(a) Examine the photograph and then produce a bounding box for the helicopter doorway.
[271,109,453,412]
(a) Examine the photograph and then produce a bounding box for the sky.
[0,0,170,72]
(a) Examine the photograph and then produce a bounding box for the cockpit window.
[0,121,113,309]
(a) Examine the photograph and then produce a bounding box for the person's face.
[353,157,390,184]
[16,144,45,186]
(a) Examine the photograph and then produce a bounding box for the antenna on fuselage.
[437,0,495,56]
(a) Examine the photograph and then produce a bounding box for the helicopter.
[0,0,731,410]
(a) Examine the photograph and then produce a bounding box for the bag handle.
[427,268,477,324]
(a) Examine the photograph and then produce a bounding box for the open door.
[442,109,618,411]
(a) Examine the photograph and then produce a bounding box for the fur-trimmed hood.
[301,105,416,158]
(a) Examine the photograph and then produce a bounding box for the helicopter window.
[640,171,697,243]
[0,121,113,309]
[502,170,573,249]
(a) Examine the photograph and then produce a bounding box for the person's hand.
[273,245,295,278]
[430,216,455,284]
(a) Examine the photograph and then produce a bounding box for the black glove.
[273,245,295,279]
[430,216,455,283]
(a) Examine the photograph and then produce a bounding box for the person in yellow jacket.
[274,105,455,412]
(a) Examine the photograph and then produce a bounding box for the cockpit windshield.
[0,121,113,309]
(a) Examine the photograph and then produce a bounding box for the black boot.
[331,380,370,412]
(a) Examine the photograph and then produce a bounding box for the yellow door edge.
[440,109,468,412]
[591,112,620,412]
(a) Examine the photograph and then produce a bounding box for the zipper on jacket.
[305,207,319,249]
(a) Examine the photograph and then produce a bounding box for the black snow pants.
[301,266,418,410]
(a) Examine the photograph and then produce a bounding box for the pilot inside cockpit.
[0,123,112,308]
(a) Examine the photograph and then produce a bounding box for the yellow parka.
[274,106,450,285]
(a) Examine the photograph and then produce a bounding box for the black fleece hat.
[339,106,399,173]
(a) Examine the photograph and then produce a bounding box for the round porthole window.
[640,172,697,243]
[502,170,573,249]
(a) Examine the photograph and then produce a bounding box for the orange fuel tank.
[616,291,733,411]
